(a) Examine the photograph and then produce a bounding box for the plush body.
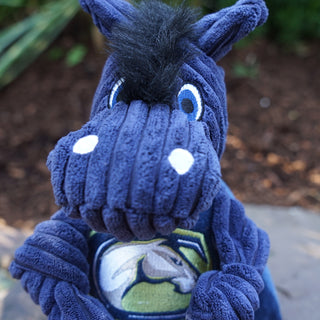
[10,0,282,319]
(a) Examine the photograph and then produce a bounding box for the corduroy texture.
[47,102,221,241]
[9,191,276,320]
[9,210,113,319]
[186,188,270,319]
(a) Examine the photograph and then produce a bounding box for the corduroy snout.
[47,101,221,241]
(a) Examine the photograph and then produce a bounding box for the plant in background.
[0,0,80,90]
[65,44,88,67]
[266,0,320,45]
[212,0,320,45]
[1,0,319,90]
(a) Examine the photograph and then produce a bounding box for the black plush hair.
[110,0,199,105]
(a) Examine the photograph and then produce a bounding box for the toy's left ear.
[194,0,268,61]
[79,0,135,38]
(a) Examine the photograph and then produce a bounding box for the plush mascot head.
[47,0,268,241]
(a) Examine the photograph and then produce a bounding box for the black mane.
[110,0,198,105]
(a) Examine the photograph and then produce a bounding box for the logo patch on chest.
[92,229,212,319]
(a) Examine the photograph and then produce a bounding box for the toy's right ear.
[79,0,135,38]
[194,0,268,61]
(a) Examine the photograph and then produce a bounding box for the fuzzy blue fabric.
[10,0,282,319]
[79,0,135,38]
[257,268,282,320]
[10,210,113,319]
[184,186,268,319]
[46,102,221,240]
[219,181,282,320]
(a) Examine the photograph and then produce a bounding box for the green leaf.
[0,0,27,7]
[47,46,64,61]
[65,44,87,67]
[232,62,259,79]
[0,15,38,54]
[0,0,80,89]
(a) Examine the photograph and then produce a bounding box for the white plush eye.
[177,84,203,121]
[109,78,125,109]
[168,148,194,175]
[73,135,99,154]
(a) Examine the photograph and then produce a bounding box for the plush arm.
[9,209,114,320]
[186,190,269,319]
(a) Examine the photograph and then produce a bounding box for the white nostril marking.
[73,135,99,154]
[168,148,194,175]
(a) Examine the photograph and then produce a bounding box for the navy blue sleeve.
[186,190,270,319]
[9,209,114,320]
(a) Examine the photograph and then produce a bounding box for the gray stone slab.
[0,223,45,320]
[245,205,320,320]
[0,223,29,270]
[1,280,46,320]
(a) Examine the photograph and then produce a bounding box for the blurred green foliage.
[65,44,88,67]
[0,0,80,89]
[266,0,320,44]
[232,61,259,79]
[0,0,47,28]
[47,44,88,67]
[0,0,319,89]
[207,0,320,45]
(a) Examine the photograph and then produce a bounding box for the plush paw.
[10,218,90,291]
[186,265,263,320]
[50,282,113,320]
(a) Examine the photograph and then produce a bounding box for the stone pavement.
[0,205,319,320]
[246,205,320,320]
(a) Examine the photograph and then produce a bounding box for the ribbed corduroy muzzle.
[47,101,221,241]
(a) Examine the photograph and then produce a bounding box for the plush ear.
[194,0,268,61]
[79,0,135,38]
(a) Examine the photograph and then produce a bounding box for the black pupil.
[116,90,124,103]
[181,98,194,114]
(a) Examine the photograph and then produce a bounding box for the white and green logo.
[93,229,212,319]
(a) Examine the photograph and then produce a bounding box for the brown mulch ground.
[222,41,320,210]
[0,29,319,228]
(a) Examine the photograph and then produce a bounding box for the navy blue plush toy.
[10,0,282,319]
